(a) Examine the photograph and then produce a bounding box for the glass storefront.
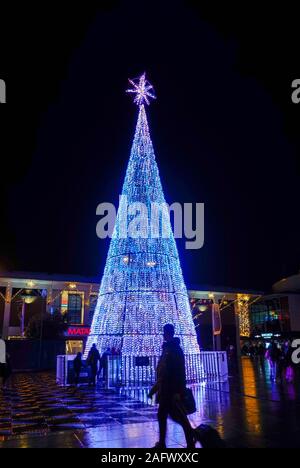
[250,296,290,334]
[60,291,84,324]
[66,340,83,355]
[67,293,83,324]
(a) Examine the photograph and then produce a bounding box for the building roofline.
[0,271,264,295]
[0,271,100,285]
[187,283,264,296]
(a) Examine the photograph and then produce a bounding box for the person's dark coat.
[269,343,281,363]
[155,337,186,402]
[100,351,110,368]
[87,347,100,371]
[73,355,82,374]
[257,344,265,357]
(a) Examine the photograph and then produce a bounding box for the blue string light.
[85,73,199,363]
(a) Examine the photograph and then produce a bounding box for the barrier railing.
[106,351,228,388]
[56,352,228,387]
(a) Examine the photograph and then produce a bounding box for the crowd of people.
[73,334,298,447]
[241,339,297,383]
[73,345,121,387]
[3,330,298,448]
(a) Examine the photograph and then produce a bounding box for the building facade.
[0,272,99,355]
[248,273,300,340]
[0,272,263,354]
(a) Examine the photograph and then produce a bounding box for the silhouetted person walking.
[73,352,83,386]
[149,324,195,449]
[257,343,266,370]
[267,342,280,381]
[87,344,100,386]
[99,348,111,381]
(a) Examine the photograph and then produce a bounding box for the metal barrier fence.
[106,351,228,388]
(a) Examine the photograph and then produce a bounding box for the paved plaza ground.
[0,357,299,448]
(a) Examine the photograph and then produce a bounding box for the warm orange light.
[24,296,36,304]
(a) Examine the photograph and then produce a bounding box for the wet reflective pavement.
[0,357,299,448]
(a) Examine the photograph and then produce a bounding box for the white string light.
[85,74,199,365]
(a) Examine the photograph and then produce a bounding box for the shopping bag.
[181,387,196,415]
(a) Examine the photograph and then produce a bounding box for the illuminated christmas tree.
[85,73,199,371]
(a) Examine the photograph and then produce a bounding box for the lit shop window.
[61,291,84,325]
[68,293,84,324]
[66,340,83,355]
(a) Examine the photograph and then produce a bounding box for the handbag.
[181,387,196,415]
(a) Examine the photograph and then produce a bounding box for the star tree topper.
[126,72,156,106]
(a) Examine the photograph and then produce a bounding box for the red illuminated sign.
[67,327,90,336]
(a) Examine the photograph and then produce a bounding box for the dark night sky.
[0,1,300,292]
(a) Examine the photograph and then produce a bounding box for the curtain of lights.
[236,295,251,338]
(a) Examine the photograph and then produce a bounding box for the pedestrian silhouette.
[149,323,195,448]
[99,348,111,381]
[87,344,101,386]
[73,352,83,386]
